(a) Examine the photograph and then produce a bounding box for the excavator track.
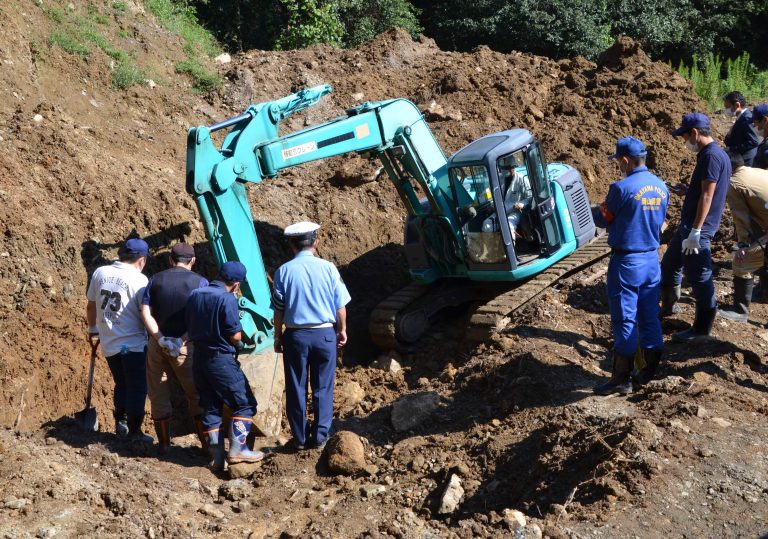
[466,233,611,342]
[369,234,611,351]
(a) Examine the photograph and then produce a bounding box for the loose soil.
[0,1,766,537]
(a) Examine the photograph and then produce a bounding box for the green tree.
[274,0,344,49]
[337,0,422,47]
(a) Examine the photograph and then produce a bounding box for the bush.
[111,61,146,90]
[676,52,768,110]
[275,0,345,50]
[176,58,222,93]
[338,0,422,47]
[47,32,90,58]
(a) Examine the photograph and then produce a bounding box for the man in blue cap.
[593,137,669,395]
[660,113,731,342]
[86,237,153,441]
[722,91,759,166]
[752,104,768,169]
[272,221,351,451]
[186,260,263,471]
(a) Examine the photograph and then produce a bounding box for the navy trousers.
[193,352,257,432]
[282,327,337,446]
[660,226,716,309]
[105,349,147,418]
[607,251,664,356]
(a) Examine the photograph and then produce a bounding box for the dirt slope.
[1,1,767,537]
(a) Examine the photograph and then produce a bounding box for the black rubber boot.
[659,285,681,317]
[194,416,209,452]
[718,277,753,323]
[154,418,171,454]
[127,416,153,443]
[594,352,633,395]
[635,348,663,385]
[672,306,717,343]
[114,410,128,439]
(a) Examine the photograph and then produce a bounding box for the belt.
[285,322,334,329]
[611,248,656,255]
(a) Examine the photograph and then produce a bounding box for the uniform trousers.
[192,351,257,432]
[105,349,147,419]
[607,251,664,356]
[660,226,716,309]
[282,327,337,446]
[146,338,202,421]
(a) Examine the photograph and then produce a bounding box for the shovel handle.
[84,340,99,409]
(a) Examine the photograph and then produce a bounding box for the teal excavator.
[186,84,608,435]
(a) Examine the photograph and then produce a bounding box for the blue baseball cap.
[609,137,647,160]
[220,261,247,282]
[753,104,768,121]
[671,113,710,136]
[121,238,149,257]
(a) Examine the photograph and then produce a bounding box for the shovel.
[74,340,100,431]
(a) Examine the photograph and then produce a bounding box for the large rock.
[228,461,262,479]
[391,392,440,432]
[326,431,369,475]
[437,474,464,514]
[336,381,365,411]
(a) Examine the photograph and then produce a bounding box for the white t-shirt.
[86,261,148,356]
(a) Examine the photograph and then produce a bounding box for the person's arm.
[140,304,162,342]
[228,331,242,346]
[335,307,347,348]
[273,310,284,353]
[692,180,717,230]
[86,300,98,344]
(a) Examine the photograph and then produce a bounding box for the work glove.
[158,336,182,358]
[681,228,702,255]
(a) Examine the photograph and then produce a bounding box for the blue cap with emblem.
[752,104,768,122]
[220,261,247,282]
[284,221,321,237]
[609,136,647,160]
[120,238,149,257]
[671,112,710,136]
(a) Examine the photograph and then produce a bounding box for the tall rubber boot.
[114,410,128,439]
[153,418,171,454]
[635,348,663,385]
[672,306,717,343]
[718,277,753,323]
[126,416,153,443]
[227,418,265,465]
[194,416,209,451]
[594,352,633,395]
[659,285,681,317]
[206,428,225,472]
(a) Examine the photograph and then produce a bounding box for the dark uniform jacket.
[724,109,760,166]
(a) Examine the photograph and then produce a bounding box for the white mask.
[724,107,736,118]
[759,127,766,139]
[685,140,698,152]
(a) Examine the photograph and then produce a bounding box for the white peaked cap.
[284,221,321,237]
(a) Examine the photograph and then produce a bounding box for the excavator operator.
[500,158,533,242]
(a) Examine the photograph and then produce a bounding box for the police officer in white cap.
[271,221,351,450]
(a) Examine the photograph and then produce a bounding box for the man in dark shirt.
[752,104,768,170]
[723,91,759,166]
[661,113,732,342]
[593,137,669,395]
[186,261,263,471]
[140,243,208,454]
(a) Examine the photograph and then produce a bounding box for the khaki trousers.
[146,338,202,420]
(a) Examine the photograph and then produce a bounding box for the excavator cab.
[449,130,562,271]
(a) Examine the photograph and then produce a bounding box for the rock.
[696,405,708,418]
[528,523,543,538]
[229,461,262,479]
[336,381,365,410]
[438,474,464,514]
[214,53,232,64]
[199,503,225,519]
[410,454,426,471]
[417,377,430,387]
[711,417,732,428]
[439,363,458,383]
[360,484,386,498]
[101,453,119,466]
[326,431,369,475]
[426,100,462,122]
[45,437,56,446]
[391,392,440,432]
[629,419,662,449]
[145,79,156,89]
[375,351,402,373]
[698,448,714,458]
[36,528,56,538]
[645,376,686,393]
[550,503,568,519]
[219,479,250,501]
[502,508,526,530]
[4,497,28,510]
[526,104,545,121]
[33,114,43,123]
[669,419,690,433]
[351,92,365,101]
[234,500,252,512]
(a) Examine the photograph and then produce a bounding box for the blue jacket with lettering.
[599,166,669,252]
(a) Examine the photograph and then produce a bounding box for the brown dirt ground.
[0,1,767,538]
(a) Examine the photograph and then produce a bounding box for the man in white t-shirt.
[86,238,152,441]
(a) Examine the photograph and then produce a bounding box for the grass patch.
[111,61,146,89]
[47,31,90,58]
[176,58,221,93]
[676,52,768,110]
[112,1,128,13]
[44,6,64,23]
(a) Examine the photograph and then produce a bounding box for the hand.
[336,330,348,349]
[681,228,702,255]
[670,183,688,196]
[88,325,99,346]
[514,202,524,210]
[273,336,283,353]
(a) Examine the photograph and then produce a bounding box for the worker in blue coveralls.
[185,261,264,471]
[271,221,351,451]
[660,113,731,342]
[722,91,759,166]
[593,137,669,395]
[752,104,768,170]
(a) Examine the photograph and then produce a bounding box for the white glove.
[158,336,183,358]
[681,228,701,255]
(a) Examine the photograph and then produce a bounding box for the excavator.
[185,84,609,436]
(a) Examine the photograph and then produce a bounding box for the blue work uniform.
[271,250,352,446]
[185,280,256,433]
[599,166,669,356]
[724,109,759,166]
[661,142,731,310]
[755,138,768,170]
